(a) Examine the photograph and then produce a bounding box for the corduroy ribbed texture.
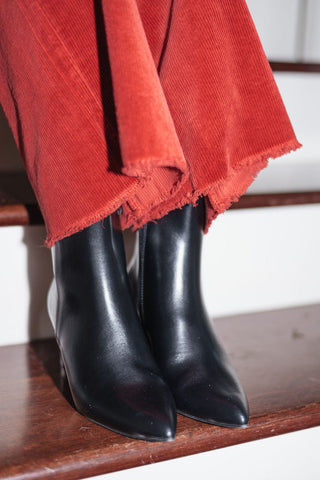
[0,0,301,246]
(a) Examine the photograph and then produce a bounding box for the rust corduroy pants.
[0,0,301,246]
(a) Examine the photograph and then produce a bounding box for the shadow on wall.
[0,106,24,171]
[23,226,54,340]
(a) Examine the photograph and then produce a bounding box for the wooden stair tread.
[1,304,320,480]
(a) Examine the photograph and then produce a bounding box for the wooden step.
[1,304,319,480]
[1,172,320,227]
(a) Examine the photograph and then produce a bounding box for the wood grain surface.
[0,304,319,480]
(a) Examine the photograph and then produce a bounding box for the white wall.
[0,226,53,345]
[246,0,320,62]
[203,204,320,318]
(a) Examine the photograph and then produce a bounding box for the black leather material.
[47,215,176,441]
[129,199,249,427]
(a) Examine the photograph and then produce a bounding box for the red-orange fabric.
[0,0,301,246]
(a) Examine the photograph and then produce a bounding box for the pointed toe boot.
[129,199,249,428]
[47,215,176,442]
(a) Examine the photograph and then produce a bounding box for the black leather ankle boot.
[47,215,176,441]
[129,199,249,427]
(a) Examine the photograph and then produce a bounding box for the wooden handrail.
[270,61,320,73]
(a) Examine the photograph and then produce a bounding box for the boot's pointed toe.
[175,382,249,427]
[108,376,177,441]
[75,375,177,441]
[223,403,249,428]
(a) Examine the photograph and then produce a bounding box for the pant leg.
[0,0,301,246]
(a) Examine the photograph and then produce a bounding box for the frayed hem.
[45,137,301,247]
[121,137,302,233]
[44,164,187,248]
